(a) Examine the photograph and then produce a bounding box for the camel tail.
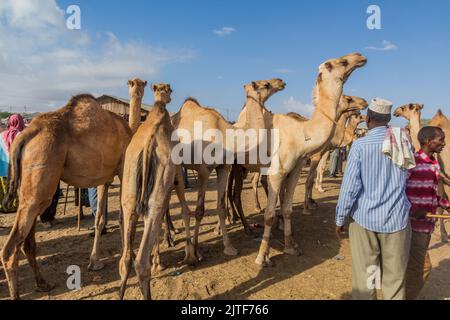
[135,127,160,215]
[3,127,39,208]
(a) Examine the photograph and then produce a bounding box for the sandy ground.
[0,169,449,300]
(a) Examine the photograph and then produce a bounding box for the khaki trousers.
[405,231,432,300]
[349,221,411,300]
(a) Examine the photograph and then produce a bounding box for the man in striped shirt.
[335,97,412,300]
[405,126,449,299]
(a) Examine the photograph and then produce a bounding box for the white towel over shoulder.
[382,127,416,170]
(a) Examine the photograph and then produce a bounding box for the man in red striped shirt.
[405,126,450,299]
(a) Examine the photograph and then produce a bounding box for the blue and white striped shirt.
[335,126,411,233]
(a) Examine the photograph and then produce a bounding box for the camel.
[170,78,285,260]
[429,110,450,242]
[0,93,133,299]
[118,83,193,300]
[128,78,148,133]
[394,103,423,151]
[228,95,367,223]
[253,53,367,266]
[303,101,367,215]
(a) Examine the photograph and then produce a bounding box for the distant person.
[328,148,339,178]
[405,126,450,299]
[0,114,25,213]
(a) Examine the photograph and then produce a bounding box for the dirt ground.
[1,169,449,300]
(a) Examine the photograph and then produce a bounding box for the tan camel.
[171,79,285,260]
[128,78,148,133]
[254,53,367,266]
[394,103,424,151]
[303,99,367,215]
[430,110,450,242]
[229,96,367,221]
[118,82,193,299]
[0,94,132,299]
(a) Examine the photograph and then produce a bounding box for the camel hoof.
[255,208,263,214]
[88,260,105,271]
[183,255,199,266]
[317,188,325,193]
[284,247,301,256]
[255,255,273,268]
[196,250,204,262]
[151,263,166,274]
[36,281,56,293]
[224,246,239,256]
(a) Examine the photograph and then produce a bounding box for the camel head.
[128,78,148,99]
[244,78,286,104]
[393,103,424,121]
[348,111,366,127]
[338,95,368,116]
[152,83,173,105]
[317,53,367,87]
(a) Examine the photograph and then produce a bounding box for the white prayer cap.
[368,97,393,115]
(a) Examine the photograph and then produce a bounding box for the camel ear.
[128,80,134,87]
[252,81,258,90]
[143,81,148,87]
[152,84,158,92]
[325,62,333,72]
[345,96,353,103]
[418,104,424,110]
[317,73,323,83]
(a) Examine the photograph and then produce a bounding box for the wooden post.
[78,188,82,231]
[427,214,450,220]
[63,185,70,216]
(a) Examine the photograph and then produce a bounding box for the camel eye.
[340,60,349,67]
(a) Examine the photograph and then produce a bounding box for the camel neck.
[331,114,351,147]
[235,97,266,130]
[409,112,422,150]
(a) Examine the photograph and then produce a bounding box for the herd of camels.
[1,52,449,300]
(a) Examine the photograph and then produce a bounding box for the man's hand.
[412,209,428,219]
[336,226,345,241]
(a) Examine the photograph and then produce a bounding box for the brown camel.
[430,110,450,242]
[170,78,285,260]
[255,53,367,266]
[128,78,148,133]
[118,82,193,300]
[0,94,132,299]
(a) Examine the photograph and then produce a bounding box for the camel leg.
[226,165,239,225]
[315,151,329,193]
[1,199,52,299]
[231,168,256,237]
[118,210,138,300]
[303,158,320,215]
[88,184,109,271]
[252,172,263,213]
[440,219,449,243]
[255,173,285,267]
[174,167,197,265]
[151,218,167,274]
[215,165,238,256]
[22,221,55,292]
[192,167,211,261]
[135,197,169,300]
[163,208,175,248]
[282,161,305,255]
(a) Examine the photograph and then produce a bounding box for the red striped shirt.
[406,150,450,233]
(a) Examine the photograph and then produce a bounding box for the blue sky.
[1,0,449,126]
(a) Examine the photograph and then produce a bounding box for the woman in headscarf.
[0,114,25,212]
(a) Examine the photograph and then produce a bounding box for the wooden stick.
[78,188,82,232]
[426,214,450,220]
[63,185,70,216]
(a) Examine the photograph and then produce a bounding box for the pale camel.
[394,103,424,151]
[303,99,367,215]
[228,95,367,222]
[171,79,285,260]
[0,94,132,300]
[430,110,450,242]
[255,53,367,266]
[128,78,148,133]
[118,83,193,300]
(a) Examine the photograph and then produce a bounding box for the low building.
[97,95,152,122]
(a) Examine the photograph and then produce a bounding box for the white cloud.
[275,69,295,74]
[365,40,398,51]
[213,27,236,37]
[282,96,314,117]
[0,0,194,112]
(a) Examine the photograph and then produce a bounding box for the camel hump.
[66,94,98,108]
[287,112,309,122]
